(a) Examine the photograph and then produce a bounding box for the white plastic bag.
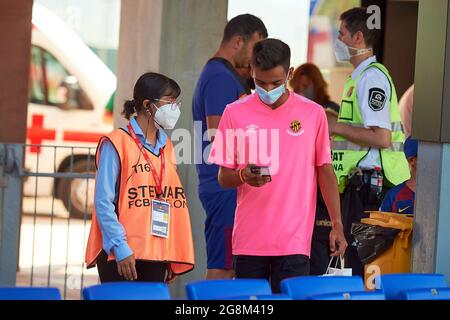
[322,256,352,276]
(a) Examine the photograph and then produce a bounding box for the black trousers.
[233,254,310,293]
[341,182,386,277]
[96,250,168,283]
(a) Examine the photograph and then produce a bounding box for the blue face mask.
[255,83,286,105]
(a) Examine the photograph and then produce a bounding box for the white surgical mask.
[152,101,181,129]
[334,39,372,62]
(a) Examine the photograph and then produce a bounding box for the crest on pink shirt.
[287,120,304,136]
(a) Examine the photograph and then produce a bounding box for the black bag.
[351,222,399,264]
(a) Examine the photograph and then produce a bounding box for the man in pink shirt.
[209,39,347,292]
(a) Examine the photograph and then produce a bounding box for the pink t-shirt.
[209,92,332,257]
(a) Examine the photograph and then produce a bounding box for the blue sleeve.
[204,73,242,116]
[94,140,133,262]
[380,189,394,212]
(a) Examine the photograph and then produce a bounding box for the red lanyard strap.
[127,123,165,198]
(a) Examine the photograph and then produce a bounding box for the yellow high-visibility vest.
[332,62,410,192]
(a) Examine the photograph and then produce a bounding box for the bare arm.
[206,115,222,142]
[218,165,271,189]
[326,111,391,149]
[317,164,347,257]
[318,164,342,228]
[335,124,391,149]
[218,166,242,189]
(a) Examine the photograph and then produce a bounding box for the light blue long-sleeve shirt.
[94,117,167,262]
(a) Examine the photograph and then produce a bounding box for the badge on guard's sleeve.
[368,88,386,111]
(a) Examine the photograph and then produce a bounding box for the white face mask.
[151,101,181,129]
[255,83,286,105]
[334,39,372,62]
[253,69,292,105]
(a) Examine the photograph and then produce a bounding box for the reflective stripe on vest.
[85,128,195,277]
[333,121,403,131]
[332,62,410,192]
[333,141,404,152]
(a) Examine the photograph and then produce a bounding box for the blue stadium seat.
[280,276,365,300]
[399,287,450,300]
[0,287,61,300]
[82,282,171,300]
[308,290,385,300]
[186,279,271,300]
[377,274,448,300]
[224,294,292,300]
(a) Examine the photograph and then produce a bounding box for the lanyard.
[127,123,165,198]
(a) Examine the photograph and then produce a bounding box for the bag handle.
[325,256,339,274]
[339,255,345,269]
[325,255,345,274]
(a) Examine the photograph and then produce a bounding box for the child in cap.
[379,137,418,214]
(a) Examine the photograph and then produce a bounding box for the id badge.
[151,199,170,238]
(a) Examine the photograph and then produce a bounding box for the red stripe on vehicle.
[63,131,104,143]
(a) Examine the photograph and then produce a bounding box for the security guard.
[326,7,410,276]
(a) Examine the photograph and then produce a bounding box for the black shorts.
[233,254,309,293]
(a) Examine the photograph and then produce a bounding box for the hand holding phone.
[249,165,272,183]
[244,164,272,187]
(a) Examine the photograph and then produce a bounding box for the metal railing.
[1,143,99,300]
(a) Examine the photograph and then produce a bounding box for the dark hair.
[290,63,331,106]
[122,72,181,120]
[222,14,268,43]
[340,7,381,47]
[252,38,290,72]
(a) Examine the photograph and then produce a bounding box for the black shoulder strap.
[208,57,252,95]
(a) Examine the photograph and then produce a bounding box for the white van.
[24,4,116,219]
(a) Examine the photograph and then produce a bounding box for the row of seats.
[1,274,449,300]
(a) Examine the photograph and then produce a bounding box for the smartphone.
[250,165,272,182]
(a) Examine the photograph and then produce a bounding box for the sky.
[36,0,120,49]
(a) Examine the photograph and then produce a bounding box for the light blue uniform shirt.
[94,117,167,262]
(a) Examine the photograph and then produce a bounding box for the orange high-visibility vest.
[85,128,195,278]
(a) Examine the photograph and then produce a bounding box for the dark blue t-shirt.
[192,59,246,194]
[380,182,415,214]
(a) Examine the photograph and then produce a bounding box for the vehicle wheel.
[57,159,96,220]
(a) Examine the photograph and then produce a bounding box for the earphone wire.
[125,106,152,184]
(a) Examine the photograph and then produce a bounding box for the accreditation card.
[151,199,170,238]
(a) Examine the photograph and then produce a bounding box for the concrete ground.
[17,197,98,300]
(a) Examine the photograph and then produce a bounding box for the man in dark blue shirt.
[192,14,267,279]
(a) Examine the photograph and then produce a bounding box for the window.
[307,0,361,104]
[29,46,93,110]
[29,46,46,104]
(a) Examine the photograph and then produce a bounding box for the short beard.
[234,46,249,68]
